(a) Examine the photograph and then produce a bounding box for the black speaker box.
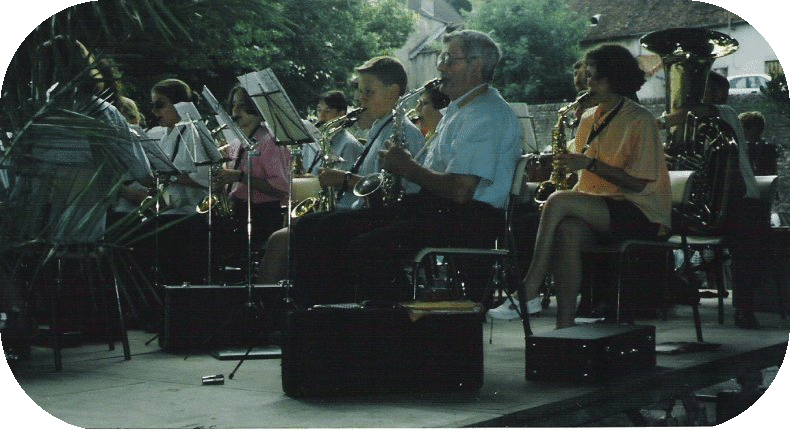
[160,284,285,352]
[525,323,656,383]
[281,303,484,397]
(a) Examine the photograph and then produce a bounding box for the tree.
[110,0,415,117]
[463,0,587,104]
[763,72,790,122]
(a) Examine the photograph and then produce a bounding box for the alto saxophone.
[196,124,234,218]
[291,107,365,218]
[533,91,590,204]
[354,78,441,207]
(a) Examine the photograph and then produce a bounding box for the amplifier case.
[160,284,284,351]
[525,324,656,383]
[281,304,484,397]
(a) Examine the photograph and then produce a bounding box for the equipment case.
[281,301,484,397]
[525,323,656,383]
[160,284,284,351]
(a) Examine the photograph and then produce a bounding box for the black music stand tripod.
[201,138,281,377]
[207,70,316,379]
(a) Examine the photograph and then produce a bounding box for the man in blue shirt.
[291,31,521,307]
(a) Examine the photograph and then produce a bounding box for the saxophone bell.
[290,108,365,218]
[353,79,440,205]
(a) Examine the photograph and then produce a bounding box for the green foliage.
[269,0,415,113]
[118,0,414,116]
[763,72,790,119]
[464,0,587,103]
[447,0,473,14]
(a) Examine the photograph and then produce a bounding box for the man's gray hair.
[443,30,501,82]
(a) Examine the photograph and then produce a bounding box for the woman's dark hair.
[584,44,646,96]
[226,85,260,117]
[152,78,195,104]
[319,90,348,113]
[37,35,101,96]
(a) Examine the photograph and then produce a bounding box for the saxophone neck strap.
[583,97,625,153]
[350,115,394,174]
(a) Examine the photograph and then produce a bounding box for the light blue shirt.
[424,85,522,209]
[302,129,363,174]
[345,113,425,209]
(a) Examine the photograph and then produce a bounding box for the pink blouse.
[228,124,291,205]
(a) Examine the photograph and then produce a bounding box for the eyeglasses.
[437,52,473,67]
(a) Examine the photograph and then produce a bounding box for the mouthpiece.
[425,78,442,90]
[347,107,365,120]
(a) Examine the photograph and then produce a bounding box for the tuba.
[640,27,738,160]
[291,107,365,218]
[533,91,590,204]
[354,78,441,207]
[641,28,743,233]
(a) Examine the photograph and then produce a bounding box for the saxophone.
[354,78,441,207]
[533,91,590,204]
[291,107,364,218]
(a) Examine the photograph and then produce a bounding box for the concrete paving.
[3,296,790,428]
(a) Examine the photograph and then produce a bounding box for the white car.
[728,73,772,95]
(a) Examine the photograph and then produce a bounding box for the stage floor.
[3,295,790,428]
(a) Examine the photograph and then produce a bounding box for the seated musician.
[302,90,363,176]
[289,30,521,307]
[211,85,291,274]
[149,78,216,284]
[659,72,764,329]
[522,45,671,329]
[740,110,778,176]
[256,57,424,285]
[412,81,450,142]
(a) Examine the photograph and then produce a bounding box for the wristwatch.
[586,158,598,173]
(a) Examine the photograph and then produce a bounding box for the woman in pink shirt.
[213,86,291,268]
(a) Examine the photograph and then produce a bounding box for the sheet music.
[173,102,224,164]
[237,69,315,146]
[509,102,539,153]
[201,86,253,150]
[133,126,179,174]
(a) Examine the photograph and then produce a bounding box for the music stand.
[239,69,319,308]
[199,79,309,375]
[136,127,183,282]
[173,102,227,284]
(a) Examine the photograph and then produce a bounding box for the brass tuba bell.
[640,27,738,158]
[641,27,742,234]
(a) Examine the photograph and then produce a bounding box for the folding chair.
[410,155,532,335]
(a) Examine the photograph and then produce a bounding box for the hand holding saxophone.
[317,167,346,189]
[212,168,244,187]
[379,141,414,176]
[555,152,593,172]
